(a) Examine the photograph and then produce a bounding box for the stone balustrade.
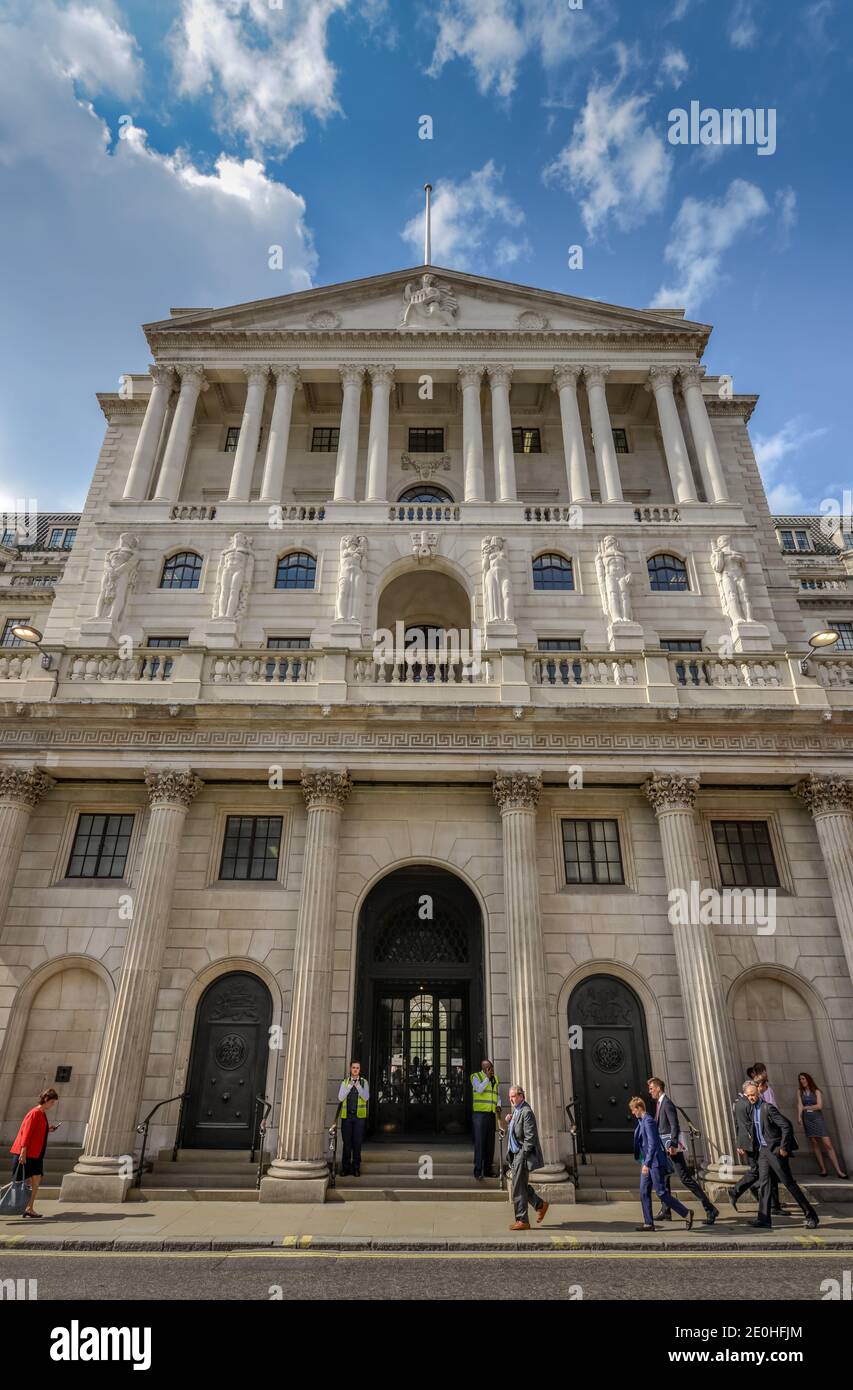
[816,656,853,688]
[66,649,180,682]
[668,654,788,690]
[206,651,316,684]
[350,650,494,687]
[634,505,681,522]
[387,502,460,522]
[529,652,639,688]
[523,505,577,523]
[0,653,32,680]
[169,503,218,520]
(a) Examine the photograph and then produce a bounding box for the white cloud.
[169,0,346,155]
[543,79,671,238]
[50,0,143,99]
[667,0,697,19]
[729,0,761,49]
[660,47,689,87]
[401,162,527,271]
[754,418,830,512]
[652,179,770,312]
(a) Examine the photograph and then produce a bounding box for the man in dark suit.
[749,1078,819,1229]
[729,1081,782,1213]
[647,1078,719,1226]
[506,1085,549,1231]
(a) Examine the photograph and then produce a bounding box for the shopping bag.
[0,1164,32,1215]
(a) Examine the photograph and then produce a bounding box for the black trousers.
[658,1150,716,1215]
[757,1147,816,1224]
[340,1117,365,1175]
[730,1148,781,1208]
[472,1112,496,1177]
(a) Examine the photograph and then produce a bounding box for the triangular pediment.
[144,265,710,344]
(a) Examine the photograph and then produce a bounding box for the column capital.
[647,364,679,391]
[493,771,542,813]
[301,768,352,810]
[794,774,853,817]
[678,364,706,390]
[176,364,208,392]
[552,365,583,391]
[487,364,513,389]
[367,363,395,389]
[242,365,270,386]
[271,364,301,385]
[0,766,55,809]
[582,365,610,389]
[144,768,204,810]
[149,364,175,388]
[457,364,485,389]
[643,771,700,814]
[339,364,365,389]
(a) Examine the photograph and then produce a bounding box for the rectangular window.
[62,529,77,550]
[219,815,283,881]
[512,427,542,454]
[224,426,240,452]
[66,813,135,879]
[795,529,811,551]
[612,428,629,454]
[835,622,853,651]
[537,638,582,651]
[267,637,311,649]
[561,819,625,886]
[1,618,28,648]
[660,639,703,652]
[311,426,340,452]
[711,821,780,888]
[48,528,65,548]
[1,531,16,545]
[146,636,189,648]
[408,427,444,453]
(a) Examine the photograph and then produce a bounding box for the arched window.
[647,553,689,592]
[398,484,453,504]
[160,552,202,590]
[275,551,316,590]
[532,553,574,592]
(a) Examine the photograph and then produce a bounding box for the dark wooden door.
[185,973,272,1149]
[373,987,468,1136]
[569,976,652,1154]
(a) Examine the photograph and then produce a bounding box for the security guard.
[470,1059,501,1179]
[338,1060,369,1177]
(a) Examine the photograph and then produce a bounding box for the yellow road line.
[0,1247,848,1262]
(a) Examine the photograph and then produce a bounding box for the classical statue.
[711,534,754,625]
[212,533,254,621]
[400,273,458,327]
[595,535,633,625]
[482,536,513,624]
[336,534,366,623]
[94,533,140,621]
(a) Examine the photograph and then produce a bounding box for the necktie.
[655,1098,662,1120]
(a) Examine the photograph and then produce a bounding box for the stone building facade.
[1,265,852,1203]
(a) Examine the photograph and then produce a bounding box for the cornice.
[705,395,759,423]
[97,394,147,420]
[145,328,711,355]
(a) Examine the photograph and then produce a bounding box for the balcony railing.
[66,648,181,682]
[350,652,494,687]
[668,655,787,690]
[206,653,315,684]
[529,653,639,688]
[388,502,460,522]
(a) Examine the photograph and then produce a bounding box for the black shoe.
[353,1171,361,1178]
[729,1193,739,1212]
[703,1208,719,1226]
[655,1211,672,1221]
[635,1225,656,1232]
[685,1210,694,1230]
[749,1219,772,1228]
[805,1214,819,1229]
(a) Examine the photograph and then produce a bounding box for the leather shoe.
[635,1225,656,1232]
[729,1193,739,1212]
[655,1210,672,1221]
[703,1207,719,1226]
[509,1220,530,1231]
[749,1220,772,1228]
[685,1210,694,1230]
[536,1201,549,1225]
[805,1214,820,1229]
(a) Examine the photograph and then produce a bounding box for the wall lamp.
[798,628,839,676]
[10,623,54,669]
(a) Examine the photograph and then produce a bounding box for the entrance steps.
[573,1153,853,1205]
[127,1147,267,1201]
[329,1144,507,1202]
[26,1144,82,1200]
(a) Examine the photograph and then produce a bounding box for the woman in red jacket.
[9,1088,60,1217]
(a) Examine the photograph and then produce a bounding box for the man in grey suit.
[506,1085,549,1231]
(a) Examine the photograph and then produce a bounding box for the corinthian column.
[583,367,623,502]
[261,770,352,1203]
[647,366,697,504]
[679,366,729,503]
[228,366,269,501]
[643,773,739,1176]
[60,769,203,1203]
[458,365,486,502]
[365,365,395,502]
[333,366,364,501]
[553,366,591,504]
[260,366,300,503]
[153,365,208,502]
[0,767,54,931]
[493,773,569,1191]
[123,366,174,501]
[795,776,853,988]
[487,365,517,502]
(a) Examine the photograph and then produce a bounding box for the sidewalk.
[3,1198,853,1252]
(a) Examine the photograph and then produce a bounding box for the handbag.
[0,1162,32,1215]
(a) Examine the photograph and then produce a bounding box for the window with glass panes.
[660,639,703,652]
[274,552,316,589]
[160,552,202,589]
[267,637,310,649]
[219,815,283,880]
[1,618,28,647]
[532,553,574,591]
[311,427,339,451]
[835,622,853,651]
[711,821,780,888]
[66,813,135,878]
[612,428,629,454]
[408,427,445,453]
[512,427,541,453]
[143,636,188,679]
[561,819,625,885]
[224,427,240,452]
[648,553,689,591]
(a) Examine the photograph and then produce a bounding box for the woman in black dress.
[797,1073,848,1179]
[8,1087,61,1217]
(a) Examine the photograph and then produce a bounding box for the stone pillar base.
[530,1164,575,1203]
[259,1159,329,1204]
[77,619,120,647]
[483,621,517,650]
[60,1170,135,1204]
[730,620,771,653]
[606,621,645,652]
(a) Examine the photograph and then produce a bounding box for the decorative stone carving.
[595,536,633,625]
[552,365,583,391]
[482,536,513,624]
[335,535,366,623]
[516,310,550,330]
[400,453,451,481]
[400,273,458,327]
[306,310,341,330]
[493,772,542,812]
[411,530,438,562]
[711,534,755,626]
[457,363,484,391]
[679,364,705,390]
[583,365,611,389]
[795,774,853,817]
[93,533,140,622]
[212,533,254,621]
[487,363,513,389]
[0,766,55,808]
[339,363,365,390]
[643,772,700,814]
[144,768,203,810]
[301,769,353,810]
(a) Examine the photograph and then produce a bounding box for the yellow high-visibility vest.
[340,1080,368,1120]
[471,1071,500,1114]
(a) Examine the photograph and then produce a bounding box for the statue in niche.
[482,536,513,624]
[711,534,754,625]
[336,534,366,622]
[595,535,633,625]
[94,533,140,622]
[212,533,254,621]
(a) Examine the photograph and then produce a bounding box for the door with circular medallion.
[185,972,273,1149]
[568,975,652,1153]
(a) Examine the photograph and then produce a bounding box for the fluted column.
[553,366,591,503]
[123,366,175,501]
[488,365,517,502]
[583,367,623,502]
[795,776,853,989]
[0,767,54,932]
[644,773,739,1174]
[493,773,567,1186]
[458,365,486,502]
[153,365,207,502]
[262,770,352,1202]
[648,366,697,504]
[228,367,269,501]
[332,366,364,501]
[364,365,395,502]
[679,366,729,503]
[260,366,300,503]
[61,769,203,1202]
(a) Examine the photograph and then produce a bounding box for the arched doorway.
[353,866,485,1140]
[184,971,272,1149]
[569,974,652,1154]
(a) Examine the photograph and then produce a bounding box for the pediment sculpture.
[400,273,458,328]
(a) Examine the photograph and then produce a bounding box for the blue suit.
[634,1112,689,1225]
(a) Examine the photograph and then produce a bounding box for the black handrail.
[254,1094,272,1190]
[171,1090,190,1163]
[566,1093,587,1168]
[564,1099,579,1183]
[136,1092,189,1189]
[327,1123,338,1188]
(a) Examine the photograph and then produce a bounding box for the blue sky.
[0,0,850,514]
